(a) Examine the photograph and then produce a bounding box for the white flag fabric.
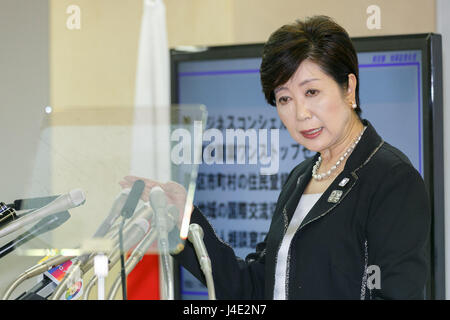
[131,0,171,183]
[130,0,172,301]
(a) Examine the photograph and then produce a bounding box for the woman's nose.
[295,101,312,121]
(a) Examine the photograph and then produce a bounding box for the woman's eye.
[306,89,319,97]
[277,96,290,104]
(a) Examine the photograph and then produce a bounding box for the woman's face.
[274,59,357,154]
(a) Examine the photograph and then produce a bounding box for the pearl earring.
[352,102,357,109]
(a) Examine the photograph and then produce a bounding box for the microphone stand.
[118,216,127,299]
[117,180,145,300]
[157,213,174,300]
[188,223,216,300]
[149,188,177,300]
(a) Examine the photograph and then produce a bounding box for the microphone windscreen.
[149,186,167,208]
[121,180,145,219]
[188,223,204,243]
[68,189,86,207]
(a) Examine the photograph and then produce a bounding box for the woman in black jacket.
[121,15,430,300]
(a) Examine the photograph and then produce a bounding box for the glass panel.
[1,105,206,299]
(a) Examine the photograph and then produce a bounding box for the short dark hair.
[260,15,362,118]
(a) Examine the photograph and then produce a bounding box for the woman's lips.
[300,127,323,139]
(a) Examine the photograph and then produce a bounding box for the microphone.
[10,190,124,300]
[116,208,152,250]
[0,189,85,238]
[87,186,146,269]
[149,186,167,214]
[6,195,60,211]
[50,181,144,301]
[149,187,180,251]
[149,186,175,300]
[120,180,145,218]
[149,186,173,236]
[91,188,131,238]
[0,211,71,260]
[107,207,177,300]
[52,188,141,276]
[188,224,211,272]
[84,204,154,269]
[188,223,216,300]
[114,217,151,261]
[105,205,174,300]
[80,203,154,274]
[0,202,18,228]
[10,188,146,301]
[149,187,171,252]
[82,215,152,299]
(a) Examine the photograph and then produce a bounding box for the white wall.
[436,0,450,300]
[0,0,50,200]
[0,0,50,298]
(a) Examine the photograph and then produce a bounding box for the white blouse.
[273,193,323,300]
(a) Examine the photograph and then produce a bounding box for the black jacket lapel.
[283,119,384,230]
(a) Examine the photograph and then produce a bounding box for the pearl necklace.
[312,126,367,181]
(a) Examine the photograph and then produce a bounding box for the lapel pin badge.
[338,177,350,187]
[328,190,343,203]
